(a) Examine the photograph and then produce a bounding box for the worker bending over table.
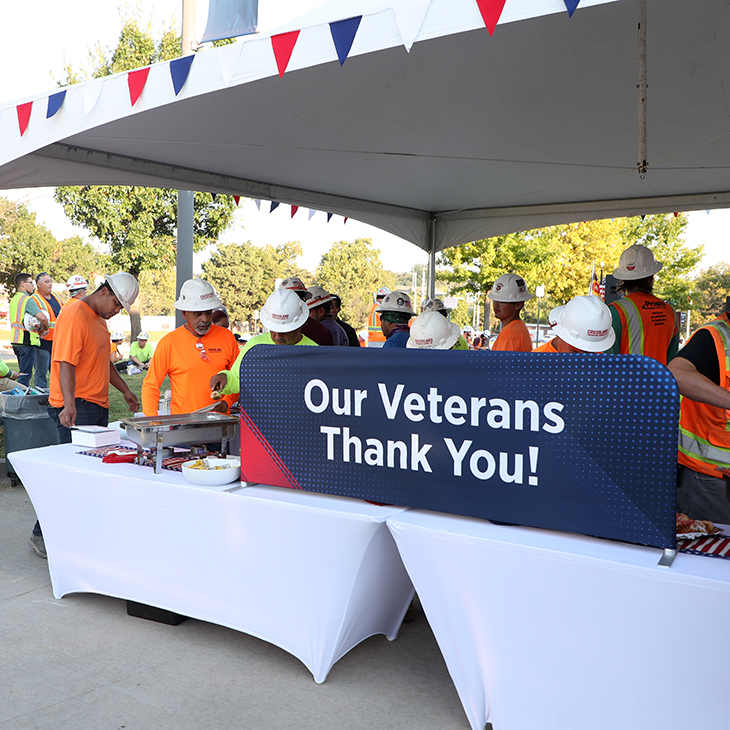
[141,279,239,415]
[668,309,730,523]
[210,288,316,397]
[488,273,534,352]
[533,295,615,353]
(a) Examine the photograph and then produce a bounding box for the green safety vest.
[9,292,40,346]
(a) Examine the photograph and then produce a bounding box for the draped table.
[11,444,414,683]
[387,510,730,730]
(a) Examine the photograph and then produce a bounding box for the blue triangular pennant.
[564,0,580,17]
[329,16,362,66]
[270,201,280,213]
[170,55,195,96]
[46,91,66,118]
[327,212,333,222]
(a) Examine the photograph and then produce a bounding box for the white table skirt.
[11,444,414,683]
[387,510,730,730]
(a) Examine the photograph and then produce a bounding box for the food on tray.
[676,512,722,536]
[187,458,232,471]
[147,420,163,426]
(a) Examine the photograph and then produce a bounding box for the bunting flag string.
[270,201,280,213]
[329,16,362,66]
[84,82,103,115]
[344,217,348,224]
[393,0,430,52]
[170,56,195,96]
[234,195,241,205]
[475,0,507,36]
[327,213,334,222]
[308,209,316,220]
[46,91,66,119]
[128,68,151,106]
[16,102,32,136]
[291,205,299,217]
[271,31,300,77]
[254,199,261,210]
[564,0,581,17]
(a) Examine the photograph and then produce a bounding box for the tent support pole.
[637,0,647,177]
[428,218,436,298]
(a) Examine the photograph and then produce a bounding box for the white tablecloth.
[11,444,414,683]
[387,510,730,730]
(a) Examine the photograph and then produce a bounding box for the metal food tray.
[122,412,239,473]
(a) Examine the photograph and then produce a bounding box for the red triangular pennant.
[17,102,32,136]
[128,67,151,106]
[475,0,507,35]
[344,217,348,224]
[291,205,298,218]
[271,31,300,77]
[234,196,241,205]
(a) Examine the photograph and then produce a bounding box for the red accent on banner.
[17,102,32,136]
[128,67,151,106]
[239,409,302,489]
[475,0,507,35]
[271,31,300,77]
[234,196,241,205]
[291,205,298,218]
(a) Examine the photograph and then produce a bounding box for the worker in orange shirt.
[533,295,616,353]
[488,274,533,352]
[141,279,240,416]
[367,287,391,347]
[607,244,678,365]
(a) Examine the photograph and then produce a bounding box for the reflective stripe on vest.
[613,297,644,355]
[9,293,28,344]
[677,318,730,473]
[30,292,63,338]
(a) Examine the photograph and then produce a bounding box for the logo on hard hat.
[626,261,636,271]
[271,313,289,321]
[587,328,610,337]
[201,292,215,300]
[494,283,503,291]
[416,338,433,346]
[397,297,406,306]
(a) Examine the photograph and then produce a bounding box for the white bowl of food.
[181,457,241,486]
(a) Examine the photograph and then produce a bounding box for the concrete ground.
[0,473,476,730]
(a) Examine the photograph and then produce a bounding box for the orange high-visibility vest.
[610,292,678,365]
[29,292,64,342]
[367,301,385,344]
[677,317,730,477]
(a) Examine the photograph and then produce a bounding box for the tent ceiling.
[2,0,730,252]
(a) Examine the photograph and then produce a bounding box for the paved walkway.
[0,478,474,730]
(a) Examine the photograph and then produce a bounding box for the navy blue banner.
[239,347,679,549]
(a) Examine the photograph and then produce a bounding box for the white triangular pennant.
[393,0,431,53]
[308,209,316,220]
[84,81,104,114]
[216,40,246,87]
[254,199,261,210]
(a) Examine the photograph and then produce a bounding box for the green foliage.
[202,241,303,325]
[315,239,386,328]
[694,262,730,323]
[0,198,107,293]
[138,268,176,316]
[450,299,471,329]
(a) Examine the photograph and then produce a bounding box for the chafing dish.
[122,412,239,473]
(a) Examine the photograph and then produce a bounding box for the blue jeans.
[34,346,51,390]
[47,399,109,445]
[11,344,36,387]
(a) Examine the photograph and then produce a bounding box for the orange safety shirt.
[532,338,560,353]
[367,301,386,345]
[141,324,240,416]
[49,300,115,409]
[677,317,730,477]
[609,292,678,365]
[491,319,533,352]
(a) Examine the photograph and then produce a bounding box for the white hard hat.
[612,244,663,280]
[376,286,391,298]
[111,331,124,341]
[422,297,447,312]
[174,278,223,311]
[488,274,533,302]
[66,274,88,290]
[23,313,44,333]
[375,290,416,315]
[280,277,311,298]
[260,288,310,332]
[106,272,139,311]
[549,295,616,353]
[306,286,336,309]
[137,331,149,340]
[407,311,461,350]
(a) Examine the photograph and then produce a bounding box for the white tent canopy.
[1,0,729,259]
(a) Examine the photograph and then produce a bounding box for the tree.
[138,269,177,316]
[450,299,471,329]
[315,239,386,328]
[694,262,730,323]
[54,17,238,338]
[202,241,303,327]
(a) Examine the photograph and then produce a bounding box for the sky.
[1,1,728,277]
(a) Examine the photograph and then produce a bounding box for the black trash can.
[2,390,59,486]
